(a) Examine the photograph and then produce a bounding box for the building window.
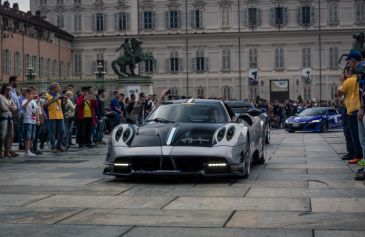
[57,15,64,28]
[275,48,284,69]
[24,54,30,69]
[330,84,337,100]
[328,4,338,25]
[40,0,47,6]
[166,10,181,29]
[303,84,311,101]
[223,86,232,99]
[192,49,208,72]
[169,51,180,72]
[145,59,154,73]
[249,86,258,101]
[116,12,129,31]
[93,13,105,32]
[242,8,261,27]
[297,6,314,26]
[143,11,155,30]
[74,54,82,74]
[40,57,44,78]
[302,48,311,68]
[356,1,365,24]
[329,47,339,68]
[57,0,64,5]
[74,0,81,4]
[197,86,205,98]
[170,87,178,96]
[222,48,231,71]
[221,7,230,27]
[74,15,82,32]
[191,9,204,29]
[271,7,288,26]
[32,56,37,74]
[249,48,258,69]
[3,49,11,75]
[14,52,21,76]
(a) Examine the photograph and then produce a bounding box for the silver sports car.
[103,99,265,178]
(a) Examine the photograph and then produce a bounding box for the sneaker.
[51,148,58,153]
[355,172,365,181]
[341,154,353,160]
[348,158,361,164]
[34,150,43,155]
[357,168,364,173]
[357,159,365,167]
[25,151,36,157]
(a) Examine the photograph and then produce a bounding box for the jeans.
[64,118,74,146]
[32,124,46,151]
[17,117,24,148]
[343,114,355,157]
[77,118,92,146]
[358,115,365,159]
[348,111,363,158]
[48,119,65,149]
[94,117,105,143]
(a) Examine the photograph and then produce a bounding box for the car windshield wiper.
[146,118,175,123]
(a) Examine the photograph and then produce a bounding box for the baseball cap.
[346,50,363,61]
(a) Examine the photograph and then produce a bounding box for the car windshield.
[146,103,229,123]
[298,108,328,117]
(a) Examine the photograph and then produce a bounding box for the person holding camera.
[44,83,65,153]
[22,88,40,157]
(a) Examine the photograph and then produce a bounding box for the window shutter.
[114,13,119,30]
[179,58,183,72]
[227,50,231,70]
[283,8,289,25]
[199,10,204,28]
[297,7,302,25]
[165,58,170,73]
[103,13,107,31]
[356,6,361,24]
[242,8,248,26]
[177,10,182,29]
[139,11,144,30]
[310,7,315,25]
[275,49,279,68]
[165,11,170,29]
[302,48,306,67]
[191,10,196,28]
[126,13,130,30]
[270,8,275,25]
[91,14,96,31]
[151,11,156,29]
[204,57,209,71]
[192,58,196,72]
[257,9,261,26]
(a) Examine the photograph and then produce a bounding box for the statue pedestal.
[117,76,154,97]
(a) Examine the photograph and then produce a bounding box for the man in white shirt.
[22,88,40,157]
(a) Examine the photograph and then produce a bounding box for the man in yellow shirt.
[44,83,65,153]
[338,51,363,164]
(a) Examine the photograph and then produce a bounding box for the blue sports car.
[286,107,342,133]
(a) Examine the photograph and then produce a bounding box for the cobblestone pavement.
[0,130,364,237]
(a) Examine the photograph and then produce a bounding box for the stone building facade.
[30,0,365,101]
[0,1,73,82]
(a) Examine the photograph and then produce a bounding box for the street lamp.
[94,61,106,80]
[26,65,36,81]
[305,70,311,84]
[260,79,264,93]
[296,78,300,93]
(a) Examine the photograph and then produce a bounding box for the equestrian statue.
[112,38,156,77]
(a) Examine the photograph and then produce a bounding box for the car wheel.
[320,120,328,133]
[242,139,251,178]
[256,142,266,165]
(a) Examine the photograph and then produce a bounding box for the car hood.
[129,123,224,147]
[287,116,322,123]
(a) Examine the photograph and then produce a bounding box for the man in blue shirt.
[110,91,122,128]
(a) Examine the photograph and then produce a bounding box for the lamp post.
[296,78,300,93]
[94,61,106,80]
[26,65,36,81]
[305,70,311,84]
[260,79,264,94]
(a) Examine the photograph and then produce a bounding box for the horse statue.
[111,38,157,77]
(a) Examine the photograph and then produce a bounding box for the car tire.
[242,139,251,179]
[256,142,266,165]
[320,120,328,133]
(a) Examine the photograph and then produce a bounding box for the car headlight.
[123,127,133,142]
[285,119,289,124]
[226,126,235,141]
[309,119,321,123]
[115,127,123,141]
[217,128,226,142]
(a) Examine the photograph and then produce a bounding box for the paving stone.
[245,188,365,198]
[61,208,232,227]
[164,197,310,211]
[0,178,100,186]
[314,230,365,237]
[226,211,365,230]
[123,227,312,237]
[121,186,249,197]
[0,224,131,237]
[27,195,175,209]
[231,180,308,188]
[266,163,348,169]
[0,207,84,224]
[0,194,51,207]
[308,180,365,188]
[307,168,354,174]
[311,198,365,213]
[258,173,353,180]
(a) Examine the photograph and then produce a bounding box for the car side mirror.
[247,108,263,117]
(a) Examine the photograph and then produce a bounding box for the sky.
[6,0,30,11]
